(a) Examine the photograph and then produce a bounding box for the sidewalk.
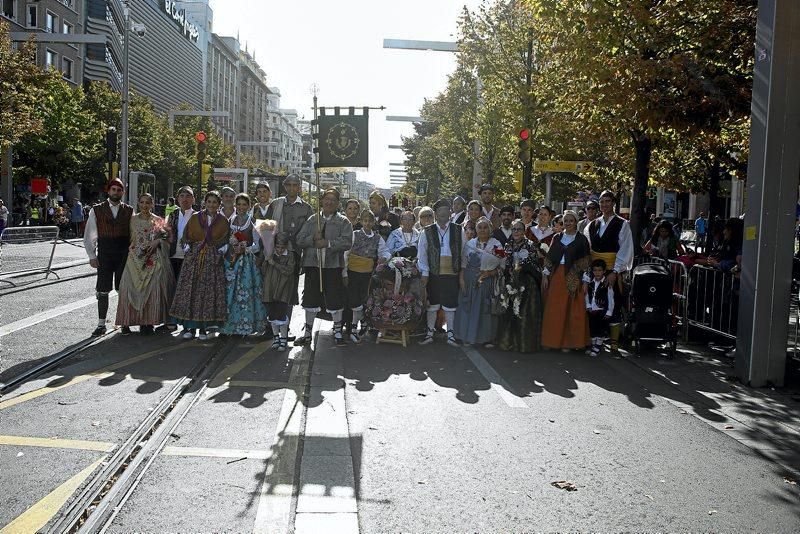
[619,342,800,478]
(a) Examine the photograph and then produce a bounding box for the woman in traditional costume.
[170,190,230,341]
[115,193,175,333]
[453,217,502,347]
[496,219,543,352]
[541,210,591,350]
[221,193,268,336]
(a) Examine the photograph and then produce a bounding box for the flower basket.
[365,258,424,328]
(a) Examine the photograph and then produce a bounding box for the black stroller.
[624,261,678,358]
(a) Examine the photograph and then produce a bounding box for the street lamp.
[120,0,147,195]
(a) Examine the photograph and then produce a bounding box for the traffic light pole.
[522,30,534,198]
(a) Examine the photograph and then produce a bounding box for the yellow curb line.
[0,435,116,453]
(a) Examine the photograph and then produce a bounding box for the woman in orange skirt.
[541,211,591,351]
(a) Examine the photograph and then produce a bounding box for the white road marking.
[161,446,271,460]
[461,345,529,408]
[0,292,116,338]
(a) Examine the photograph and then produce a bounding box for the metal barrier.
[0,226,61,286]
[630,256,690,341]
[686,264,738,340]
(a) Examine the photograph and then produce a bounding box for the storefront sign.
[163,1,199,43]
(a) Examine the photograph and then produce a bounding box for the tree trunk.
[629,130,651,254]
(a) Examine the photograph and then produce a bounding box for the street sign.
[533,160,594,173]
[415,180,428,196]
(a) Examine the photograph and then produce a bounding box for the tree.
[0,20,52,151]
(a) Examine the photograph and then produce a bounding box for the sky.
[209,0,482,188]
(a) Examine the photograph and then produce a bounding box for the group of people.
[83,176,635,356]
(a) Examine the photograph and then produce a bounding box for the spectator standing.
[695,212,707,253]
[70,198,85,238]
[450,196,467,225]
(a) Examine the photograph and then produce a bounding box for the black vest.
[424,222,463,275]
[589,216,624,253]
[587,281,610,311]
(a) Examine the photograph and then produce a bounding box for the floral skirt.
[220,253,268,335]
[169,245,227,328]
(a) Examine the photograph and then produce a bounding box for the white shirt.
[531,225,553,242]
[585,278,614,317]
[583,214,634,273]
[417,222,466,277]
[83,201,121,261]
[386,226,420,256]
[171,208,195,259]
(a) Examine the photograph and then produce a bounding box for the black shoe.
[120,326,132,335]
[91,325,106,337]
[295,335,312,347]
[140,325,154,335]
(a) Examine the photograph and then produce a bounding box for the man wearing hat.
[417,198,466,346]
[493,205,516,245]
[83,179,134,336]
[578,199,600,234]
[478,184,501,229]
[583,190,633,351]
[295,188,353,346]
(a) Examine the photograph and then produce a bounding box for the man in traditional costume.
[583,189,634,351]
[578,199,600,234]
[295,189,353,346]
[493,205,515,245]
[84,178,133,336]
[478,184,502,230]
[251,181,272,221]
[417,198,466,346]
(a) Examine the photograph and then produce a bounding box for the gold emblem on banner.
[326,121,360,161]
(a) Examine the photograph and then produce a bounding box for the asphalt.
[2,264,800,532]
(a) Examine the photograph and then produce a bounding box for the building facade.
[2,0,85,87]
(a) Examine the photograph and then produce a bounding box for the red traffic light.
[195,131,207,143]
[519,128,530,141]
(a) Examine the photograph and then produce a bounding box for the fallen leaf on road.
[593,429,601,434]
[57,401,77,406]
[368,426,379,430]
[551,480,577,491]
[645,494,654,500]
[548,419,555,423]
[417,480,427,484]
[708,510,718,515]
[91,421,101,427]
[784,477,797,485]
[16,452,23,457]
[418,393,427,397]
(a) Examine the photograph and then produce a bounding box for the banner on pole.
[315,109,369,169]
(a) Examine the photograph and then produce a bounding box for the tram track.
[0,328,118,396]
[44,334,241,534]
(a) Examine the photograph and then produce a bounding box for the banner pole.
[313,91,323,292]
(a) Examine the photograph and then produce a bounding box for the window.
[26,4,36,27]
[2,0,16,19]
[62,57,73,80]
[45,11,56,32]
[62,20,72,34]
[45,49,57,69]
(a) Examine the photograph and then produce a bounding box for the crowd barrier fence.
[0,226,60,286]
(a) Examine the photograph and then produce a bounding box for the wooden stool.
[375,325,410,347]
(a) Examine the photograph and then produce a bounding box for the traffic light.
[517,128,531,165]
[195,131,207,162]
[106,127,117,161]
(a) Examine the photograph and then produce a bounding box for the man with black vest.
[84,179,134,336]
[417,198,466,347]
[583,190,633,351]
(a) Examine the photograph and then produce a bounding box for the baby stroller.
[624,260,678,358]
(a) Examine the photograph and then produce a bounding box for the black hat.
[478,183,495,194]
[500,205,515,215]
[432,198,452,210]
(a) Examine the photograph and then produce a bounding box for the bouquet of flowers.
[498,281,526,318]
[134,219,168,267]
[365,291,424,326]
[255,219,277,257]
[375,256,420,289]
